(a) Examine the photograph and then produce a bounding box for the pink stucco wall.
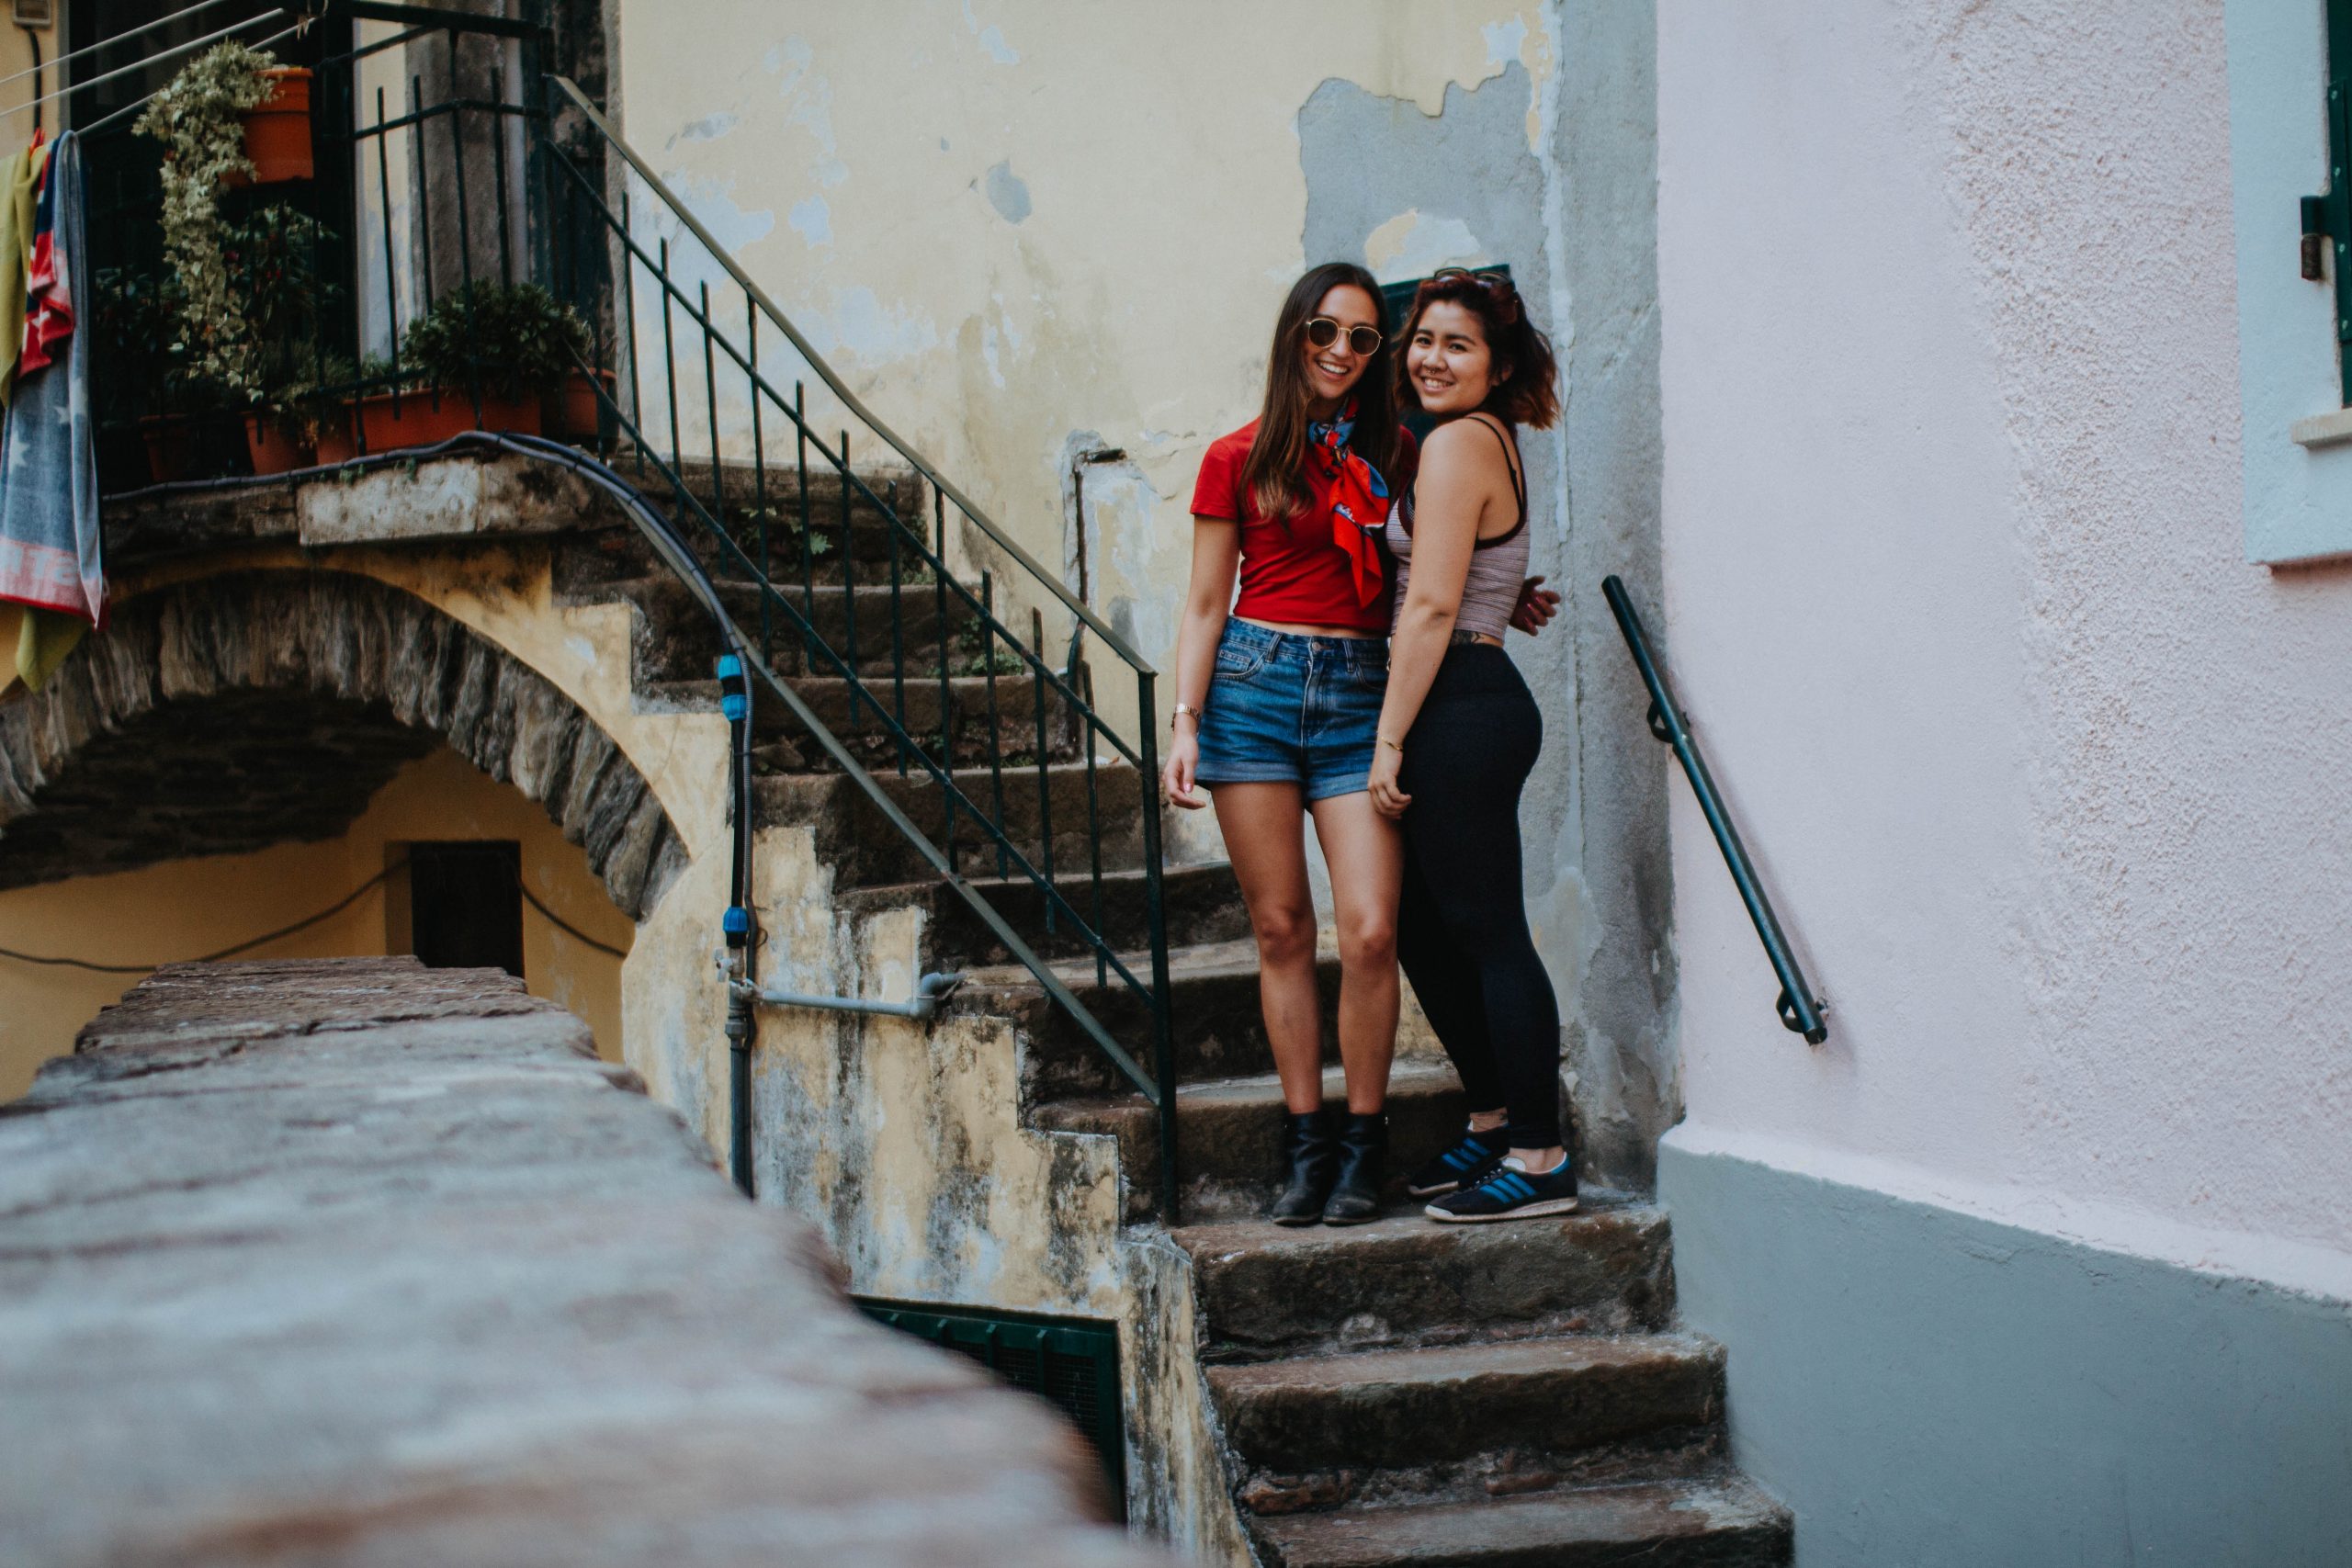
[1657,1,2352,1287]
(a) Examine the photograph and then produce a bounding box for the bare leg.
[1212,782,1323,1115]
[1308,792,1404,1115]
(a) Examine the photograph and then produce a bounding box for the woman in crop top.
[1369,268,1579,1224]
[1164,263,1557,1227]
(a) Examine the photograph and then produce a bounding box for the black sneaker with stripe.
[1423,1154,1579,1223]
[1403,1126,1511,1198]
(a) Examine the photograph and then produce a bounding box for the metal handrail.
[1601,576,1828,1044]
[545,74,1152,680]
[537,104,1182,1215]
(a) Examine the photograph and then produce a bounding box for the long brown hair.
[1240,262,1403,521]
[1396,268,1560,430]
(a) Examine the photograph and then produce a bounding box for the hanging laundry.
[0,132,99,693]
[20,131,72,379]
[0,131,48,408]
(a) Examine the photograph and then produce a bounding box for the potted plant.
[223,204,339,473]
[376,282,588,448]
[96,265,198,480]
[547,361,616,442]
[236,65,314,186]
[136,44,286,407]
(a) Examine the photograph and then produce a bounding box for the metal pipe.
[725,986,754,1197]
[734,971,964,1022]
[1600,575,1829,1045]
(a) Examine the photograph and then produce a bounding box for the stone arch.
[0,570,685,918]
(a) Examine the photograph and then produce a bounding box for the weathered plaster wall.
[616,0,1671,1184]
[0,745,632,1100]
[1657,0,2352,1304]
[614,2,1548,792]
[732,891,1254,1559]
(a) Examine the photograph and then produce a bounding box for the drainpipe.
[716,650,759,1196]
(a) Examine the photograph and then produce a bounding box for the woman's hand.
[1163,730,1208,809]
[1368,743,1411,820]
[1510,575,1562,636]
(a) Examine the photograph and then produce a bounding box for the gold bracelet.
[1172,702,1204,728]
[1378,736,1405,754]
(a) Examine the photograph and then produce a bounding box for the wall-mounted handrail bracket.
[1602,576,1828,1045]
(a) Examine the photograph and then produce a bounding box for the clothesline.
[77,17,308,139]
[0,0,243,94]
[6,8,292,128]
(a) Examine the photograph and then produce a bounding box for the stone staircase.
[558,458,1792,1566]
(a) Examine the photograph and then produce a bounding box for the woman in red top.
[1163,262,1407,1224]
[1162,263,1558,1224]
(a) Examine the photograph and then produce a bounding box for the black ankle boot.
[1321,1111,1387,1225]
[1269,1111,1338,1226]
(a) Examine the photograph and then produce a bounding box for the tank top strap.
[1463,412,1526,547]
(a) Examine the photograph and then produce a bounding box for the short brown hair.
[1396,268,1560,431]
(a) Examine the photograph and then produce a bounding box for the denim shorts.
[1194,618,1388,801]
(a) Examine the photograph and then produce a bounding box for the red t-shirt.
[1189,419,1419,634]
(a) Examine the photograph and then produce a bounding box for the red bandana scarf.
[1310,402,1394,606]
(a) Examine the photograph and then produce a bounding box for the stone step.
[639,673,1084,771]
[1245,1476,1792,1568]
[755,761,1146,886]
[660,453,928,533]
[1034,1058,1466,1224]
[843,861,1253,967]
[1208,1334,1724,1491]
[599,574,979,682]
[1173,1202,1674,1361]
[956,937,1345,1103]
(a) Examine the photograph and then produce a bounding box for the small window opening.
[391,840,524,977]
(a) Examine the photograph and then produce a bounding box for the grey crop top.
[1385,414,1529,642]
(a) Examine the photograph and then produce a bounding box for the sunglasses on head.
[1421,267,1521,323]
[1305,316,1384,356]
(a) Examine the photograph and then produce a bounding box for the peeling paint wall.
[614,0,1668,1186]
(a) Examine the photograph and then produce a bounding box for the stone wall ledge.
[101,450,636,570]
[0,957,1160,1568]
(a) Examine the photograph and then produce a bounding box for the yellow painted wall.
[0,10,60,152]
[615,1,1554,761]
[0,742,633,1100]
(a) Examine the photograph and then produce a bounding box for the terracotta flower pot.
[232,67,314,186]
[243,412,315,476]
[544,367,615,441]
[138,414,200,483]
[357,385,542,453]
[314,406,359,465]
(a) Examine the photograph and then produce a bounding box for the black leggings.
[1396,645,1565,1151]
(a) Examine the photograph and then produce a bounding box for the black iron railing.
[1602,576,1828,1044]
[535,80,1178,1215]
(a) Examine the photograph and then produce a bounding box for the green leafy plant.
[135,42,280,396]
[221,205,344,425]
[400,282,588,401]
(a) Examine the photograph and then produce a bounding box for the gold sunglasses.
[1305,316,1384,355]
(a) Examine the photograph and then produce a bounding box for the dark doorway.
[406,840,523,977]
